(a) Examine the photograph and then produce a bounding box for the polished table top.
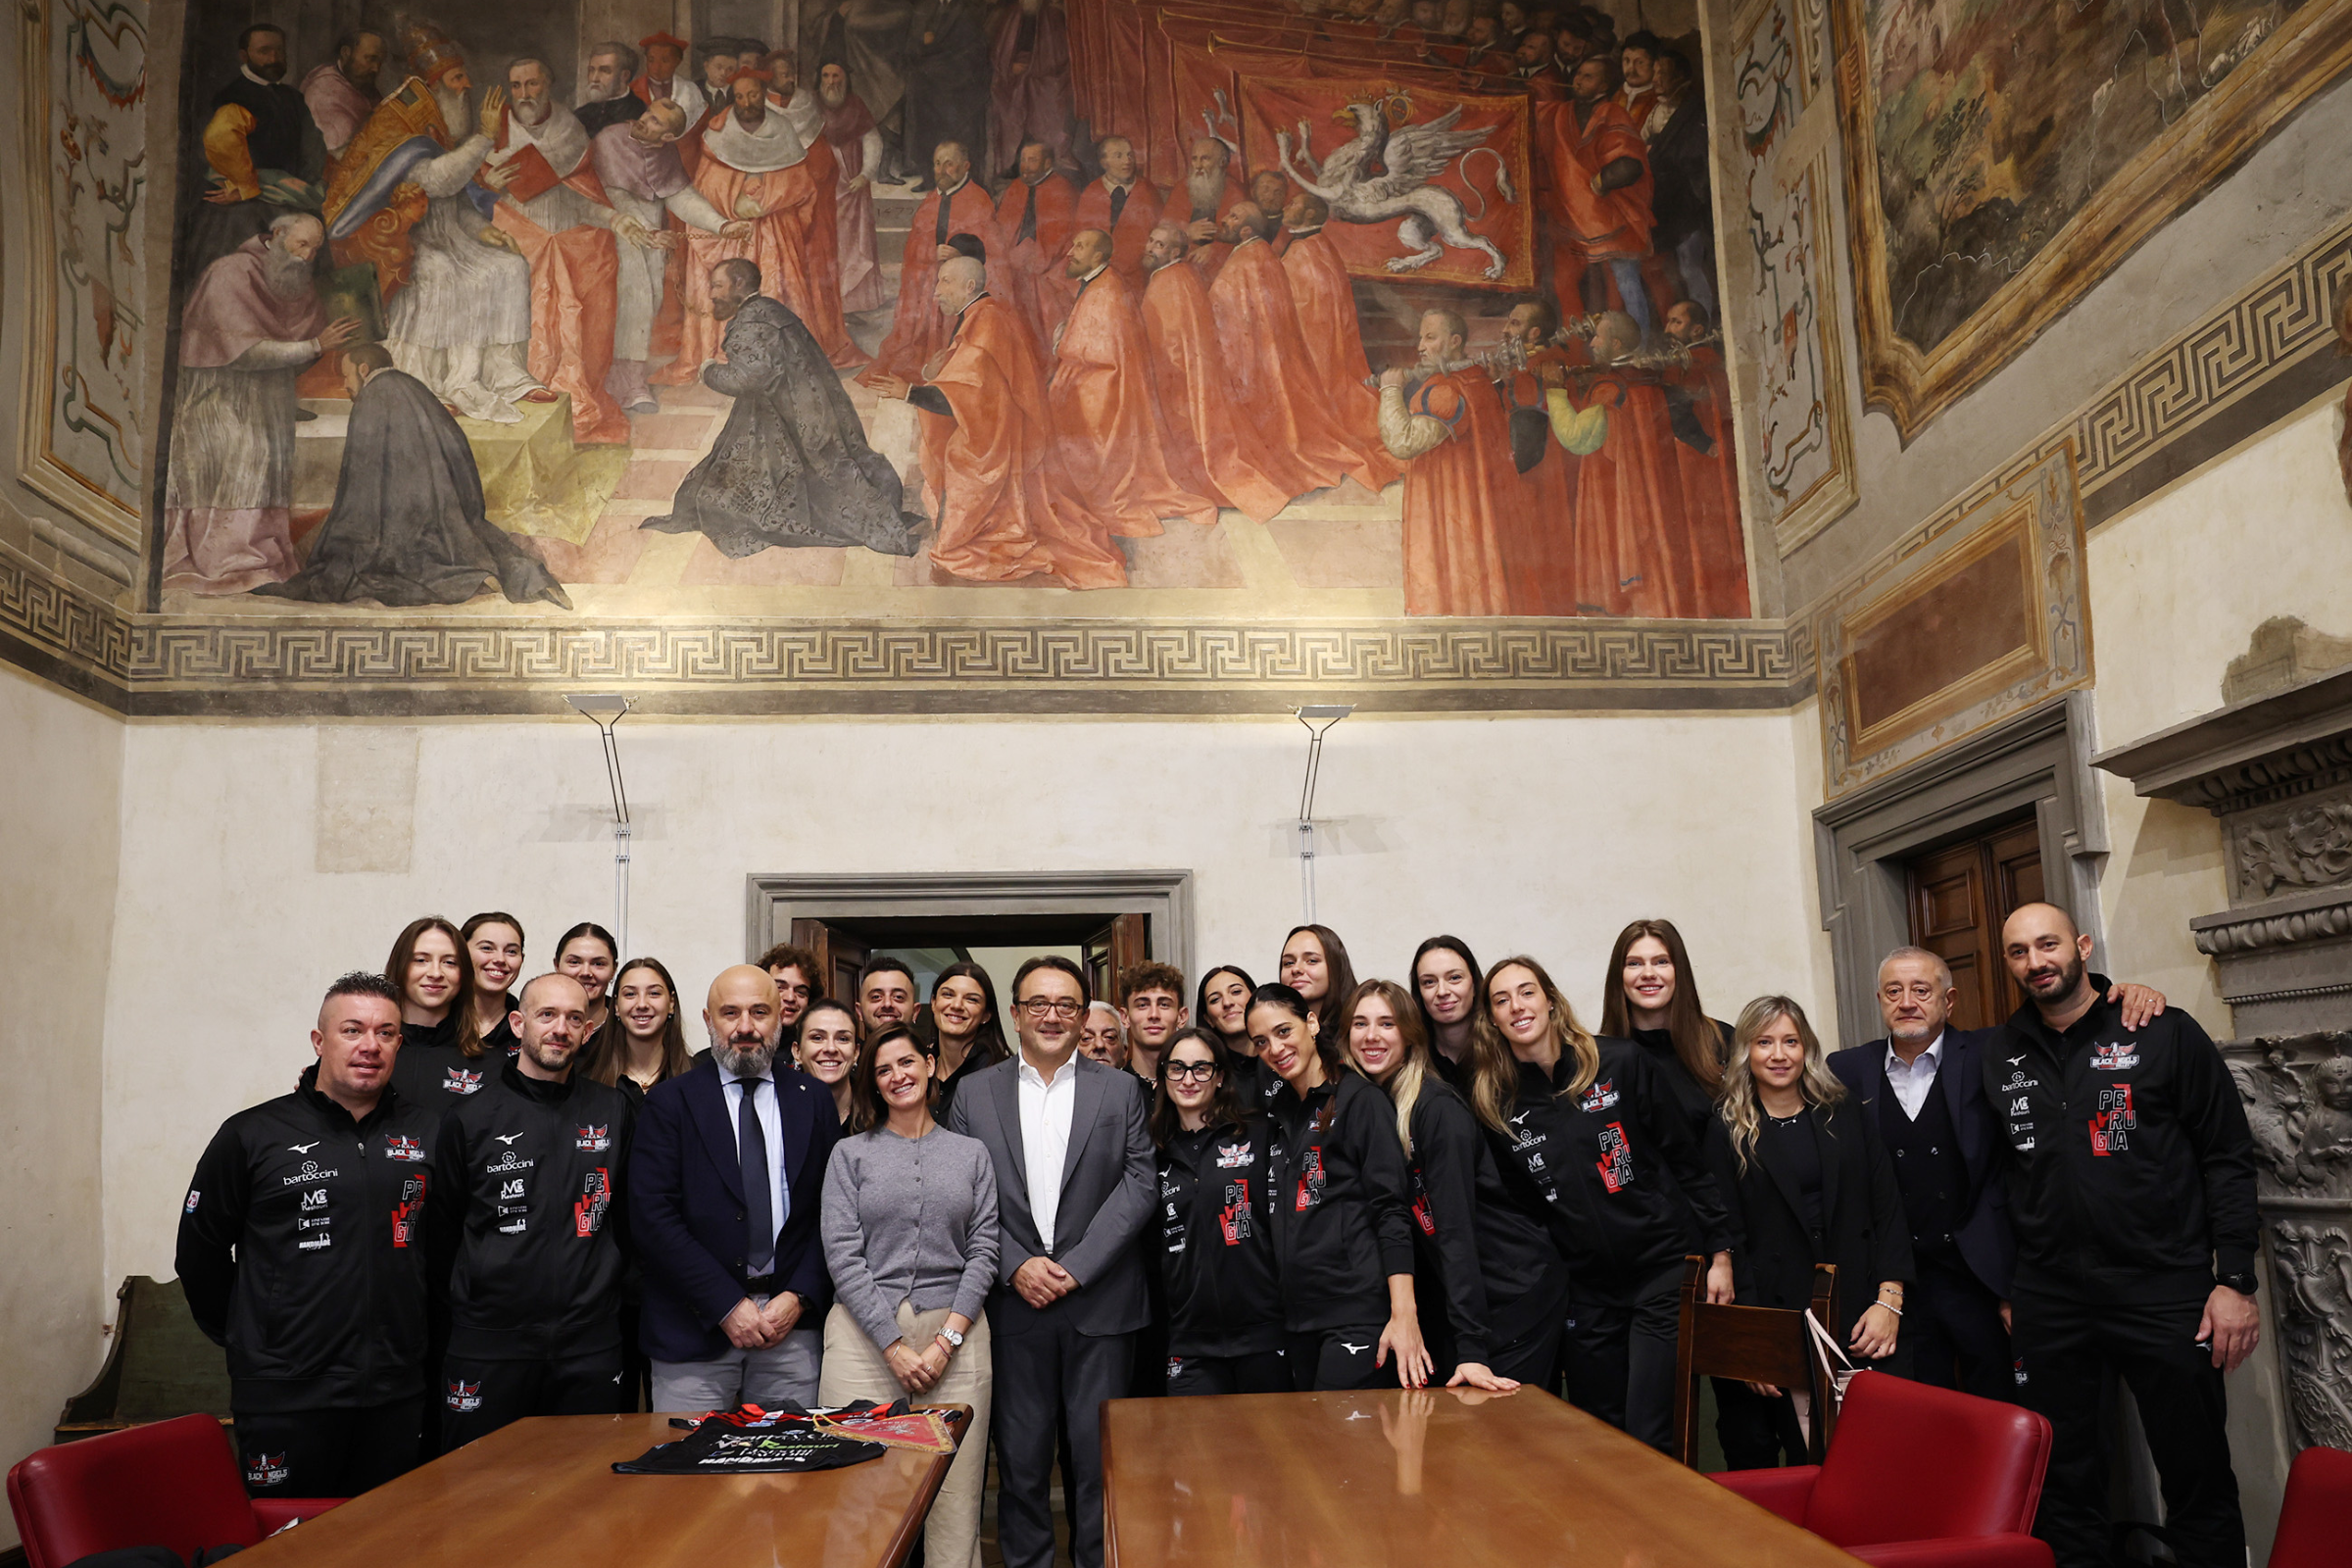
[237,1410,964,1566]
[1103,1389,1863,1567]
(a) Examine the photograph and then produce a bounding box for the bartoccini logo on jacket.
[2088,1085,2136,1155]
[485,1150,534,1174]
[1579,1079,1620,1112]
[444,1068,485,1095]
[2089,1043,2139,1071]
[1594,1121,1635,1193]
[244,1452,289,1488]
[385,1134,425,1162]
[281,1159,339,1186]
[575,1124,612,1152]
[445,1379,483,1413]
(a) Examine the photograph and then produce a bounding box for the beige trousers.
[819,1300,994,1568]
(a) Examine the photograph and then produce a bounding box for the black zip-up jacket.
[427,1062,638,1359]
[1987,978,2259,1302]
[390,1016,496,1119]
[175,1065,440,1412]
[1158,1116,1284,1357]
[1497,1037,1737,1295]
[1403,1081,1567,1368]
[1267,1070,1418,1333]
[1628,1020,1733,1152]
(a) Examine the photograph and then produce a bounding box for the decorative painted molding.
[0,538,134,693]
[18,0,150,550]
[1732,0,1857,555]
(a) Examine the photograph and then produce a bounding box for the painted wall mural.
[151,0,1755,626]
[21,0,151,547]
[1732,0,1855,555]
[1832,0,2352,439]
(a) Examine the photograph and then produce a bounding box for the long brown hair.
[1342,979,1435,1154]
[1599,917,1726,1095]
[849,1024,930,1134]
[384,916,480,1056]
[1464,955,1599,1134]
[1717,996,1846,1172]
[584,956,692,1088]
[929,961,1010,1072]
[1149,1026,1251,1149]
[1282,924,1358,1053]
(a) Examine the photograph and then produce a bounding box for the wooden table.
[1102,1389,1862,1567]
[236,1409,966,1566]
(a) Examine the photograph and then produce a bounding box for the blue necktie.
[740,1078,774,1277]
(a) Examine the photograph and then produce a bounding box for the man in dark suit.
[947,955,1153,1568]
[1830,948,2166,1401]
[630,964,840,1410]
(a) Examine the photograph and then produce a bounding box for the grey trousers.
[650,1315,822,1413]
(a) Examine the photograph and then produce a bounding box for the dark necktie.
[739,1078,774,1276]
[1107,183,1128,228]
[1017,186,1039,244]
[935,187,955,246]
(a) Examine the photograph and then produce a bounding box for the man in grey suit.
[947,954,1153,1568]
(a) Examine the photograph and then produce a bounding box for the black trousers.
[1284,1326,1391,1392]
[1167,1348,1290,1396]
[1903,1255,2015,1403]
[1482,1266,1573,1390]
[438,1348,625,1453]
[1714,1378,1809,1469]
[232,1397,425,1498]
[617,1302,652,1412]
[1561,1262,1684,1452]
[2011,1289,2244,1568]
[992,1324,1131,1568]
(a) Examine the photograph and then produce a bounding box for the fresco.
[154,0,1751,619]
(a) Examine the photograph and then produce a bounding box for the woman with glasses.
[1152,1027,1286,1395]
[1253,983,1429,1391]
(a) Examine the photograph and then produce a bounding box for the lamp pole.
[1293,705,1353,925]
[565,694,638,957]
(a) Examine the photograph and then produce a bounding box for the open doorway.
[790,911,1151,1019]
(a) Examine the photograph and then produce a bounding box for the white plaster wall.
[2085,391,2352,1011]
[99,709,1822,1281]
[0,665,123,1544]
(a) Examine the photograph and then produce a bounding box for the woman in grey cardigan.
[820,1023,1000,1568]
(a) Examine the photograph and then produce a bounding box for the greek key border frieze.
[0,540,133,687]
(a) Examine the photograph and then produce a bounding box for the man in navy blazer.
[1830,947,2164,1402]
[630,964,840,1411]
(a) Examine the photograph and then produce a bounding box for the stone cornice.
[2092,667,2352,814]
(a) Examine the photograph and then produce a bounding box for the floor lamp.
[1294,705,1353,924]
[564,693,637,958]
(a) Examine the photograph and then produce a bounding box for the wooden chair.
[1671,1255,1838,1468]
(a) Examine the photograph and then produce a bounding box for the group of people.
[177,899,2259,1568]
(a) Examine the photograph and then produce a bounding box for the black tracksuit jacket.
[390,1016,497,1119]
[428,1062,637,1359]
[1267,1069,1419,1333]
[1157,1115,1284,1357]
[1497,1038,1737,1297]
[1987,979,2260,1303]
[1403,1081,1567,1367]
[176,1065,441,1412]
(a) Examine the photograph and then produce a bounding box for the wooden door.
[790,918,868,1005]
[1084,913,1152,1003]
[1905,815,2044,1031]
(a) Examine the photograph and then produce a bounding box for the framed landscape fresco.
[1831,0,2352,440]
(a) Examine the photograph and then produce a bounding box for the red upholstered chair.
[2270,1445,2352,1567]
[6,1413,344,1568]
[1710,1370,2054,1568]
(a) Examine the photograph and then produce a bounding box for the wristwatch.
[2218,1271,2258,1297]
[937,1326,966,1348]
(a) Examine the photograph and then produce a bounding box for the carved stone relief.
[2231,1036,2352,1455]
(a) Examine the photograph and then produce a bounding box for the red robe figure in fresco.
[1661,300,1749,616]
[660,74,866,380]
[1379,311,1550,616]
[1048,231,1220,534]
[483,74,629,446]
[816,65,890,315]
[1500,299,1583,608]
[1071,137,1163,290]
[1207,204,1382,497]
[1164,136,1243,279]
[997,147,1081,349]
[1535,57,1654,332]
[1552,311,1683,616]
[988,0,1075,174]
[876,257,1129,587]
[859,143,1005,387]
[1278,195,1399,492]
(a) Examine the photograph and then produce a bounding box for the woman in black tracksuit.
[1709,996,1912,1467]
[1251,983,1430,1392]
[1152,1026,1287,1396]
[1468,955,1737,1451]
[1599,917,1734,1151]
[1342,977,1570,1392]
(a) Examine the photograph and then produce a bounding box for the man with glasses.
[947,956,1153,1568]
[1829,947,2166,1399]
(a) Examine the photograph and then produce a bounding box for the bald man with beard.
[631,964,842,1411]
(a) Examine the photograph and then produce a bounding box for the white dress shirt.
[716,1056,789,1234]
[1016,1052,1079,1253]
[1883,1033,1944,1121]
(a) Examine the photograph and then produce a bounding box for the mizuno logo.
[1340,1342,1370,1354]
[495,1133,525,1146]
[288,1142,319,1154]
[2006,1055,2026,1067]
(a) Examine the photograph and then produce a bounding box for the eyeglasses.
[1017,997,1085,1019]
[1164,1061,1218,1082]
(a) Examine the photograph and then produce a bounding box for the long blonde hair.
[1344,978,1433,1154]
[1464,955,1600,1135]
[1717,995,1846,1172]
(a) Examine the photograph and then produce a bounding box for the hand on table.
[1445,1361,1520,1392]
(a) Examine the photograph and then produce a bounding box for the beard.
[432,82,472,136]
[820,78,848,108]
[261,239,317,300]
[513,96,552,127]
[1185,170,1226,213]
[2025,949,2084,1002]
[710,1022,780,1077]
[249,58,288,81]
[734,102,767,129]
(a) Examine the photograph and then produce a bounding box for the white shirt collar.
[242,65,276,87]
[939,174,969,198]
[1886,1031,1944,1073]
[714,1054,773,1087]
[1018,1051,1075,1088]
